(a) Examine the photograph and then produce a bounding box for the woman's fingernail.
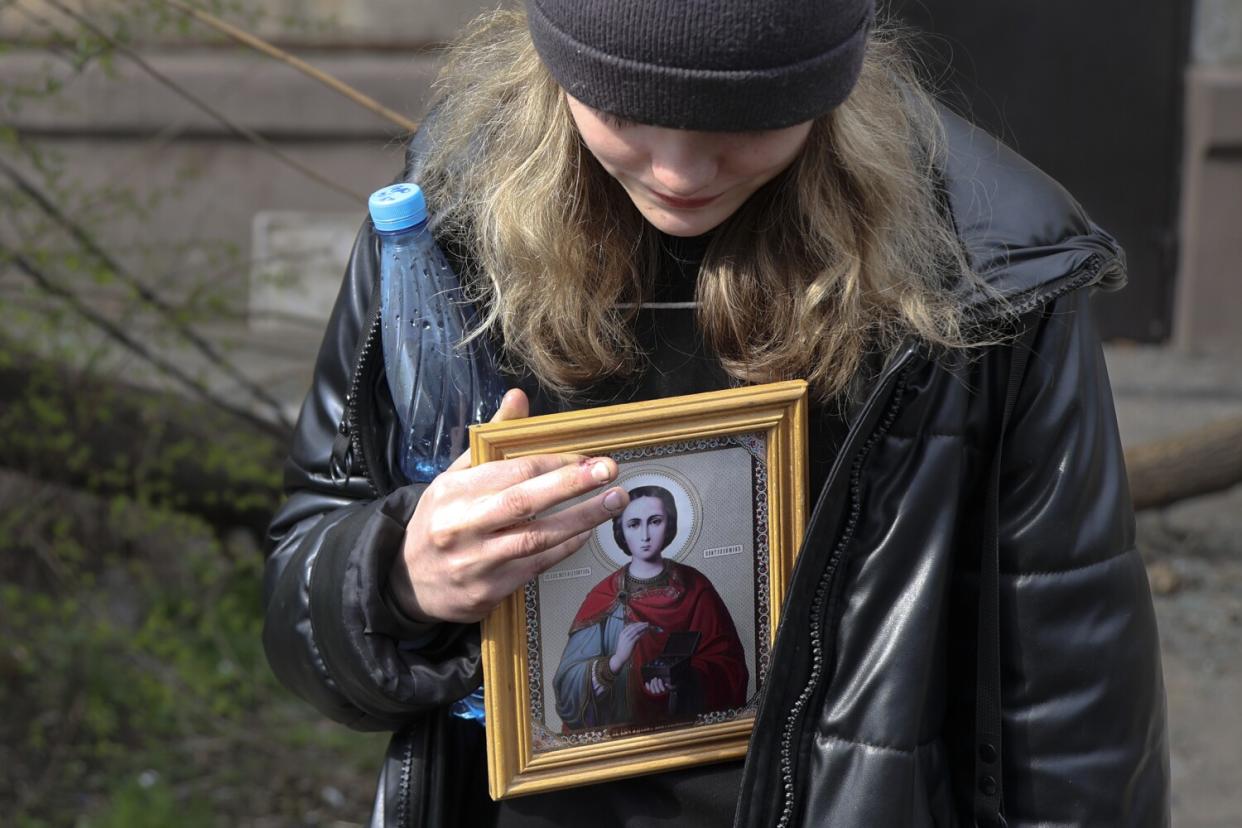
[590,460,614,483]
[603,489,624,513]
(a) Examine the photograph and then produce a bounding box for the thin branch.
[75,119,187,212]
[1,243,289,440]
[0,155,295,431]
[18,692,86,814]
[8,1,91,62]
[39,0,367,203]
[9,3,203,212]
[157,0,421,134]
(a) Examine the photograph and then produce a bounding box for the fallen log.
[1125,417,1242,511]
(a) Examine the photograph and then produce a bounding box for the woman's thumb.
[446,388,529,471]
[491,388,530,423]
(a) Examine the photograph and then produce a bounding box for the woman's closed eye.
[598,110,633,130]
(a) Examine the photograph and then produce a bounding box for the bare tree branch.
[0,156,296,430]
[8,3,205,210]
[0,343,286,534]
[1,242,289,440]
[157,0,421,134]
[39,0,368,203]
[9,0,106,64]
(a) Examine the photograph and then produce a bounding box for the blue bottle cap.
[368,183,428,232]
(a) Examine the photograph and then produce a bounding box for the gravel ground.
[1107,344,1242,827]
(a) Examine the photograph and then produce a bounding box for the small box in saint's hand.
[642,631,701,686]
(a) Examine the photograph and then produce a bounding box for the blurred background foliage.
[0,1,389,824]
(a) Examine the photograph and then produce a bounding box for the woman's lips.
[648,188,720,209]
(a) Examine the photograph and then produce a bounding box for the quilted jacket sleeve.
[996,289,1169,824]
[261,220,482,732]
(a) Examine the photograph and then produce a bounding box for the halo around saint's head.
[591,465,701,570]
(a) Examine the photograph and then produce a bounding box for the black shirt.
[478,232,846,827]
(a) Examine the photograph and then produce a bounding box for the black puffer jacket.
[262,109,1169,826]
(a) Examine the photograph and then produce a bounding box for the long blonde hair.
[414,9,988,402]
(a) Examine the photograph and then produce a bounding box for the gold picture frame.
[472,380,808,800]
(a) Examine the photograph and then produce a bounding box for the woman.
[262,1,1169,825]
[553,486,748,731]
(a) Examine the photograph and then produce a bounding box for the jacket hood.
[936,106,1126,317]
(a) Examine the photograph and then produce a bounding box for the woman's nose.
[648,132,719,196]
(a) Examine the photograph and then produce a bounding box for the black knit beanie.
[527,0,875,131]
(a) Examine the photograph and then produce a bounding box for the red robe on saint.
[566,561,749,727]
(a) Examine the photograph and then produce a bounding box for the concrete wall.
[2,46,436,299]
[1194,0,1242,63]
[0,2,497,414]
[1177,0,1242,353]
[0,0,491,46]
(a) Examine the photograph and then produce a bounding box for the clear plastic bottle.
[367,182,506,485]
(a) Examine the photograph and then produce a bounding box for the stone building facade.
[0,1,1236,419]
[1179,0,1242,352]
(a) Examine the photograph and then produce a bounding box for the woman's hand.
[609,621,651,674]
[388,389,629,624]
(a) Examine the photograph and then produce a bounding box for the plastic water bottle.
[369,183,500,726]
[368,183,506,485]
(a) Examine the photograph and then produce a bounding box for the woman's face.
[566,94,814,237]
[620,495,669,563]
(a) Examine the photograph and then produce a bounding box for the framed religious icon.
[472,380,808,799]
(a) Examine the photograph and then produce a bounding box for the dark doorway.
[888,0,1194,341]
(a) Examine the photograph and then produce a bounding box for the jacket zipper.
[768,251,1109,827]
[773,345,916,828]
[397,725,415,828]
[331,288,415,822]
[330,300,382,493]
